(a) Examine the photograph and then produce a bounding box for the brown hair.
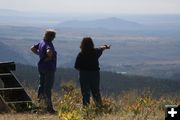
[44,29,56,42]
[80,37,94,53]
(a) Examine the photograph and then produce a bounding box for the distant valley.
[0,13,180,80]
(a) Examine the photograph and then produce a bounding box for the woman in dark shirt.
[74,37,110,107]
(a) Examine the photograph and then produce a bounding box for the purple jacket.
[34,40,57,72]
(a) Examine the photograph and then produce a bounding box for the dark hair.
[80,37,94,53]
[44,29,56,42]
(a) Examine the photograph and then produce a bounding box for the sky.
[0,0,180,14]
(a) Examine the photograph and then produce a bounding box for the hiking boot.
[47,108,56,114]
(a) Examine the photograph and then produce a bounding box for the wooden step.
[0,87,23,91]
[7,101,32,104]
[0,73,12,77]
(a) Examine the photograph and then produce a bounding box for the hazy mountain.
[0,41,27,63]
[58,17,144,30]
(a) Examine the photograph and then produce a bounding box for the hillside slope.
[14,64,180,97]
[0,87,179,120]
[0,41,27,63]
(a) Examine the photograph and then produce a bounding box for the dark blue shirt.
[74,48,103,71]
[34,40,57,72]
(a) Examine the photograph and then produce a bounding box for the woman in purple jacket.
[31,29,57,113]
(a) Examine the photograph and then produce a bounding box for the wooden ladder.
[0,62,33,112]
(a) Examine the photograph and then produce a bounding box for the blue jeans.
[38,70,55,110]
[79,71,102,107]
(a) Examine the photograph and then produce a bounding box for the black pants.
[39,70,55,110]
[79,71,102,107]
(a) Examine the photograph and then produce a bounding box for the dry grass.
[0,113,59,120]
[0,83,179,120]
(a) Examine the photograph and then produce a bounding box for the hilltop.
[0,84,179,120]
[0,63,180,120]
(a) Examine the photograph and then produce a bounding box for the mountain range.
[58,17,143,30]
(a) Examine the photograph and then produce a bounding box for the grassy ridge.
[56,83,179,120]
[1,64,179,119]
[1,82,176,120]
